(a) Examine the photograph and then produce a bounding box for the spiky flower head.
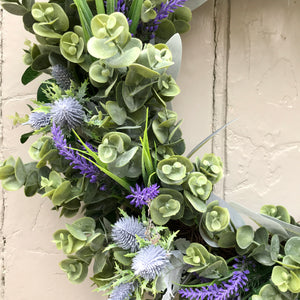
[131,245,169,280]
[51,64,72,91]
[108,282,135,300]
[25,111,51,129]
[51,97,84,129]
[111,216,146,252]
[126,183,160,208]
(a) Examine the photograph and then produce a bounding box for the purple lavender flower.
[132,244,169,280]
[178,270,249,300]
[145,0,187,36]
[126,183,160,208]
[156,0,187,21]
[108,282,135,300]
[51,97,85,129]
[25,111,51,129]
[51,122,100,183]
[111,216,146,252]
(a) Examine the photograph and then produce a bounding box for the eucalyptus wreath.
[1,0,300,299]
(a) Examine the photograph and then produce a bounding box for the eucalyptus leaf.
[21,66,42,85]
[2,2,28,15]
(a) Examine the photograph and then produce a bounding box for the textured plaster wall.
[1,0,300,299]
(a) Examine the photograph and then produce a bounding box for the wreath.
[1,0,300,299]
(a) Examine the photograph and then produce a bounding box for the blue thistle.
[108,282,135,300]
[126,184,160,208]
[25,111,51,129]
[131,245,169,280]
[111,216,146,252]
[51,64,72,91]
[51,97,84,129]
[51,123,100,183]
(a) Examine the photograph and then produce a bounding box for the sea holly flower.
[132,244,169,280]
[108,282,135,300]
[25,111,51,129]
[51,64,72,90]
[111,216,146,252]
[51,97,85,129]
[126,183,160,208]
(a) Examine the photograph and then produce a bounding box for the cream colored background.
[1,0,300,299]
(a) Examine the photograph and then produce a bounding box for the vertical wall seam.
[223,0,231,201]
[0,7,6,299]
[211,0,217,154]
[211,0,230,199]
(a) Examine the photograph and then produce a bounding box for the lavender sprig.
[51,123,100,183]
[126,183,160,208]
[178,270,249,300]
[178,257,251,300]
[155,0,187,21]
[145,0,187,35]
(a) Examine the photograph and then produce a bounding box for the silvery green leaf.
[155,251,186,300]
[166,33,182,80]
[185,0,208,11]
[229,202,290,239]
[208,193,245,229]
[187,119,237,158]
[199,219,219,248]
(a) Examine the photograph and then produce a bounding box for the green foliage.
[261,205,291,224]
[60,258,89,283]
[150,188,184,225]
[252,284,289,300]
[157,155,193,185]
[183,242,228,278]
[88,13,142,68]
[31,3,69,38]
[271,266,300,293]
[195,153,223,184]
[184,172,212,201]
[60,29,85,63]
[204,205,230,233]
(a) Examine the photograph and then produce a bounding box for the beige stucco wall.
[1,0,300,299]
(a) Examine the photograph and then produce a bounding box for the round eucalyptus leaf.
[236,225,254,249]
[52,181,72,206]
[106,101,127,125]
[285,237,300,264]
[60,259,89,284]
[24,170,39,196]
[2,2,28,15]
[114,146,139,168]
[2,175,24,191]
[0,165,15,180]
[184,190,207,213]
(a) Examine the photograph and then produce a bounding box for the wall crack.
[0,6,6,299]
[211,0,231,199]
